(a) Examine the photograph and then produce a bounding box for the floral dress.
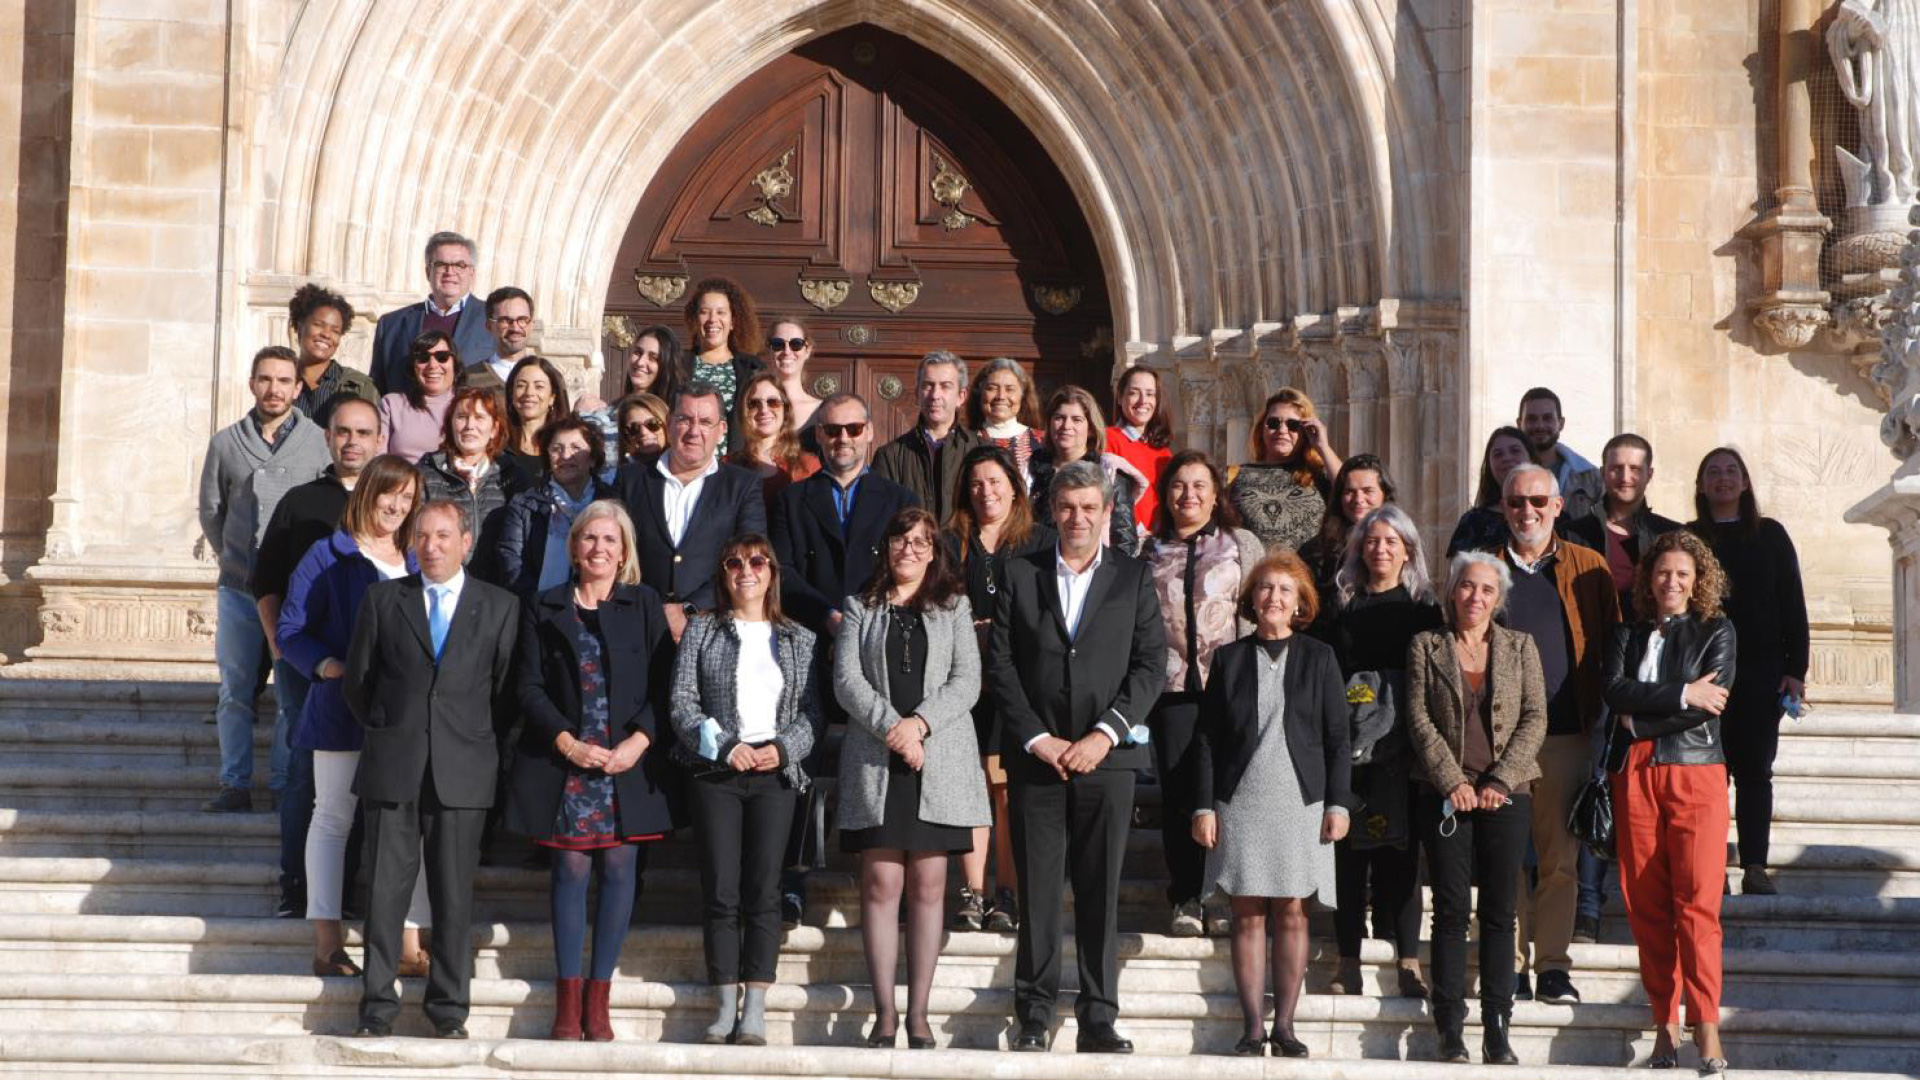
[541,607,660,849]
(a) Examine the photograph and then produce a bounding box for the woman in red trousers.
[1600,529,1735,1075]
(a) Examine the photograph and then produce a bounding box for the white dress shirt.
[1024,545,1123,754]
[422,568,467,623]
[733,619,784,745]
[657,454,720,547]
[483,354,515,384]
[1621,623,1689,737]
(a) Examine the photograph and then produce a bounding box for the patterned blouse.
[544,607,635,849]
[1228,463,1326,554]
[691,357,740,417]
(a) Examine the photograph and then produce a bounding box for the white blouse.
[733,619,784,745]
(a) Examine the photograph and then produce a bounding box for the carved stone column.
[1748,0,1833,348]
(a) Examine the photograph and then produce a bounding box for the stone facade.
[0,0,1898,702]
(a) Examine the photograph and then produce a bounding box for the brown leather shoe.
[397,953,431,979]
[311,949,361,978]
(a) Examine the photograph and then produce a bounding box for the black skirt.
[839,604,971,855]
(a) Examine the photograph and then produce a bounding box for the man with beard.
[1492,463,1619,1008]
[460,286,535,396]
[1516,388,1603,522]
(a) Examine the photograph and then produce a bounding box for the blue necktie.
[428,585,451,661]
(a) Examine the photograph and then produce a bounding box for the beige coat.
[1404,624,1548,795]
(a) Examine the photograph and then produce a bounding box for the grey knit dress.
[1205,640,1339,902]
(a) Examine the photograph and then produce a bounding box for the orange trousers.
[1613,740,1728,1026]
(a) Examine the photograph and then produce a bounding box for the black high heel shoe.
[1232,1030,1267,1056]
[864,1019,898,1048]
[907,1033,936,1050]
[1271,1030,1309,1058]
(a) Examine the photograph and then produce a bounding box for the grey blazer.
[669,612,820,790]
[832,593,989,831]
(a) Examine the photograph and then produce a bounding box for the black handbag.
[1567,716,1621,861]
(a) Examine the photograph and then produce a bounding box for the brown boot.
[1327,956,1364,995]
[583,978,614,1042]
[550,977,584,1041]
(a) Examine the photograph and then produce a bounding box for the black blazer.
[616,455,769,609]
[1602,615,1737,767]
[1194,634,1354,811]
[504,582,685,837]
[769,470,920,631]
[984,547,1167,775]
[342,574,520,808]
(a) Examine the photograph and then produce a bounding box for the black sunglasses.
[414,349,454,365]
[821,421,868,439]
[768,336,808,352]
[621,418,664,434]
[1263,417,1306,432]
[1504,495,1553,510]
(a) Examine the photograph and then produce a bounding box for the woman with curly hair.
[1601,529,1736,1074]
[682,275,765,422]
[287,283,376,426]
[1226,387,1343,554]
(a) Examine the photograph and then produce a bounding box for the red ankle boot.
[550,976,584,1040]
[583,978,615,1041]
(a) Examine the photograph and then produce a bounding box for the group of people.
[195,231,1809,1070]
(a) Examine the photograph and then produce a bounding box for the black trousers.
[1011,766,1134,1027]
[1149,694,1206,905]
[688,770,798,985]
[358,771,486,1028]
[1722,686,1782,867]
[1333,836,1421,960]
[1415,790,1531,1025]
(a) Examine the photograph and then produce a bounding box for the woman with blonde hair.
[1226,387,1342,553]
[507,499,682,1041]
[726,371,822,506]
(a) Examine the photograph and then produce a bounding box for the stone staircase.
[0,680,1916,1078]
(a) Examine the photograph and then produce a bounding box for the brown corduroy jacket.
[1496,538,1621,732]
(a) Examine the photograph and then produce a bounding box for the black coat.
[1565,502,1681,616]
[769,470,920,631]
[616,455,769,609]
[1602,615,1737,766]
[416,451,528,586]
[249,469,350,600]
[1194,634,1355,811]
[494,477,618,601]
[504,583,685,838]
[342,574,520,807]
[984,547,1167,775]
[1697,518,1809,715]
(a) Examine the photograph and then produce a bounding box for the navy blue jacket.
[768,469,919,632]
[276,530,416,751]
[616,455,768,610]
[494,478,618,602]
[370,296,494,396]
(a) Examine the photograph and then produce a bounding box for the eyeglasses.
[1504,495,1553,510]
[429,261,473,274]
[747,396,785,412]
[821,421,868,439]
[621,418,664,435]
[415,350,454,365]
[723,553,771,573]
[1264,417,1306,432]
[768,336,808,352]
[888,535,934,554]
[489,315,531,329]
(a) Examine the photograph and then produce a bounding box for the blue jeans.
[213,586,285,791]
[274,659,314,884]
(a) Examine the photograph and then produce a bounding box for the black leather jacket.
[1601,615,1737,767]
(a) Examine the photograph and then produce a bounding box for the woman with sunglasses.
[504,356,572,480]
[1404,551,1547,1065]
[766,319,824,439]
[378,330,459,462]
[577,325,683,463]
[1445,426,1542,557]
[417,387,525,582]
[1226,387,1342,554]
[726,371,822,506]
[614,393,670,462]
[669,534,821,1046]
[834,508,986,1050]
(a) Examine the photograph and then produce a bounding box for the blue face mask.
[1438,797,1459,838]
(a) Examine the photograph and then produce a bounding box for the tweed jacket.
[1404,623,1549,795]
[832,593,989,831]
[668,611,821,790]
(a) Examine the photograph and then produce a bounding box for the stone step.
[6,856,1919,953]
[0,1032,1904,1080]
[0,971,1913,1072]
[3,914,1914,1015]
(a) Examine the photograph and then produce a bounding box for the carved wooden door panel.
[605,27,1112,446]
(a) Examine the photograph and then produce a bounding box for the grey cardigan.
[669,612,820,790]
[197,410,331,590]
[832,593,989,831]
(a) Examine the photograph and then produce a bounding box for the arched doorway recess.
[604,28,1112,441]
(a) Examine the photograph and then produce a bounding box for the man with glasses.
[768,393,919,928]
[370,231,492,395]
[459,286,535,395]
[871,350,979,523]
[1490,463,1619,1008]
[616,385,767,642]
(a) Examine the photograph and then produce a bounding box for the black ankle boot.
[1481,1009,1518,1065]
[1435,1012,1469,1064]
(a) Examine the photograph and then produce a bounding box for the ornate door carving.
[606,27,1112,445]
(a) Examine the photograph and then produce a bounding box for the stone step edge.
[7,913,1916,980]
[0,1032,1904,1080]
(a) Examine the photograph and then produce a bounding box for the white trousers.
[306,749,430,925]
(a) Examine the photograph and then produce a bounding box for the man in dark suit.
[616,384,767,640]
[986,459,1167,1054]
[342,499,519,1039]
[767,392,917,924]
[370,231,493,395]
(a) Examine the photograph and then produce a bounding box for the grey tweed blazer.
[832,593,989,831]
[669,612,820,790]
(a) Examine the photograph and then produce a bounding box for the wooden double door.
[605,27,1113,444]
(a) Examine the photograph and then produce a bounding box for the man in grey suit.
[343,500,519,1039]
[370,231,493,394]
